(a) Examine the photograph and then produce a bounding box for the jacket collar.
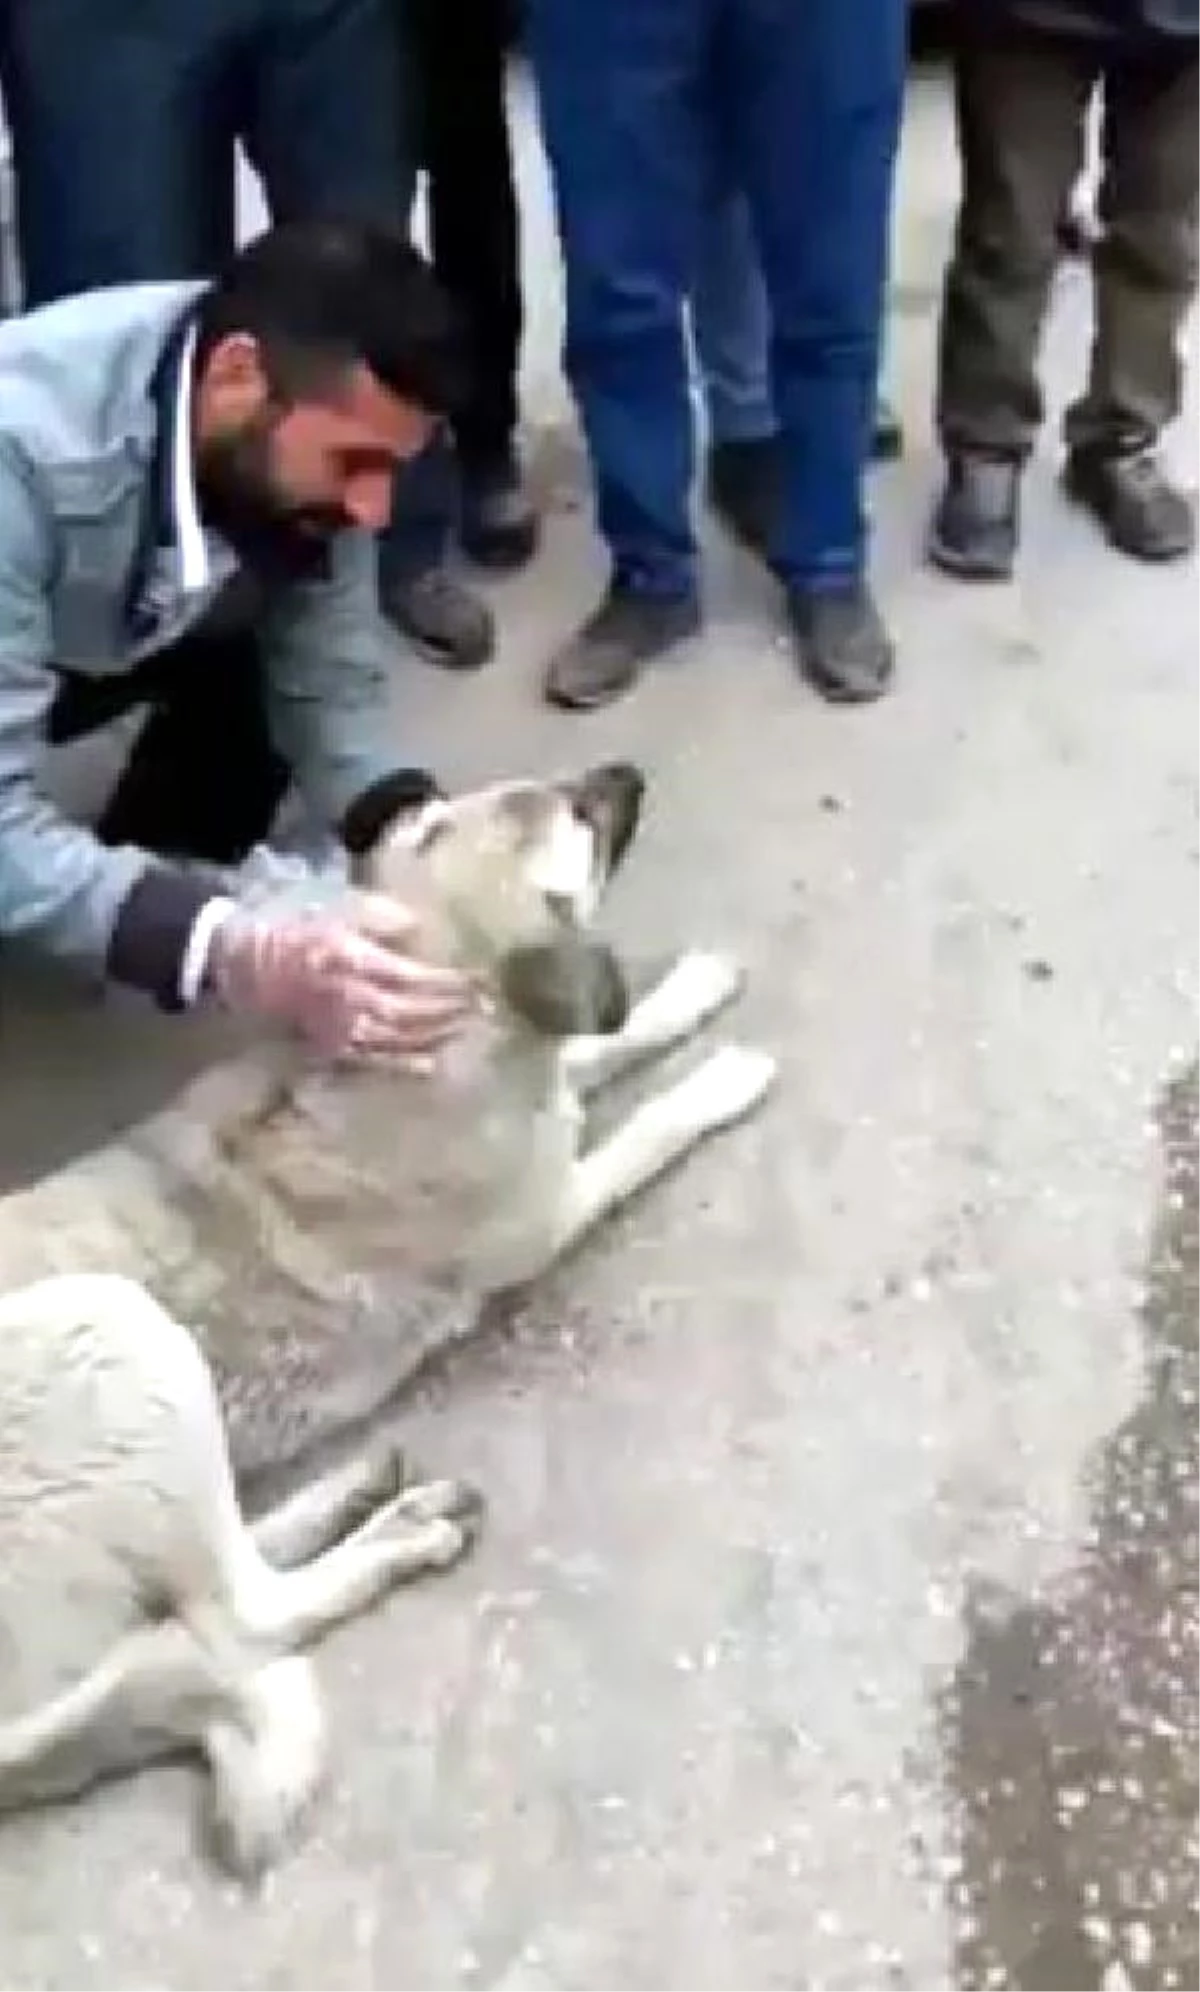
[125,299,233,643]
[146,299,202,554]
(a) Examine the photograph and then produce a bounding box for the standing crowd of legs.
[0,0,1193,715]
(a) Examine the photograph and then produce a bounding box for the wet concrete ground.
[943,1064,1198,1992]
[0,59,1197,1992]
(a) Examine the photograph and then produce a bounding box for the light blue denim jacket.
[0,280,404,998]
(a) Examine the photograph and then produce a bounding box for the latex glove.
[207,894,472,1064]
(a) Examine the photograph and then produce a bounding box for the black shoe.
[872,396,904,463]
[709,411,902,558]
[707,437,780,557]
[787,583,895,704]
[544,587,701,711]
[381,566,495,671]
[460,458,540,571]
[1063,446,1195,562]
[928,454,1021,581]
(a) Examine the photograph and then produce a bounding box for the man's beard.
[195,416,347,583]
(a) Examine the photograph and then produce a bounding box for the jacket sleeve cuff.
[177,894,239,1007]
[105,867,226,1011]
[339,768,443,857]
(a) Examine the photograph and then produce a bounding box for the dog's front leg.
[250,1443,407,1569]
[562,952,745,1096]
[553,1044,776,1254]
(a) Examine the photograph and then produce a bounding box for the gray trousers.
[936,19,1199,460]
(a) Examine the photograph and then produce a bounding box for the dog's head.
[342,763,645,1039]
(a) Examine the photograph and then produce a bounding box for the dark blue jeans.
[0,0,450,578]
[528,0,907,599]
[692,184,773,447]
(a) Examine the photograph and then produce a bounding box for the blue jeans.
[528,0,906,598]
[0,0,450,579]
[692,185,774,446]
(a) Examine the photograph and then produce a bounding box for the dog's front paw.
[393,1475,486,1536]
[357,1481,485,1571]
[689,1044,777,1128]
[657,951,745,1032]
[344,1440,409,1524]
[367,1478,487,1565]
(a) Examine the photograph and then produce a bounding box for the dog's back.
[0,1035,523,1483]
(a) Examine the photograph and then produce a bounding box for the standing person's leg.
[1063,36,1198,559]
[412,0,536,570]
[693,185,781,552]
[1059,85,1105,256]
[246,0,494,671]
[527,0,707,710]
[0,0,237,304]
[694,187,775,450]
[247,0,410,225]
[929,21,1095,579]
[726,0,905,702]
[694,186,905,557]
[379,439,498,670]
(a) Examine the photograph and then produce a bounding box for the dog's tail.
[0,1620,326,1876]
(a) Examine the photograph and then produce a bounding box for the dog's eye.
[569,797,600,836]
[414,809,452,853]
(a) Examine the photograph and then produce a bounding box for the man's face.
[193,334,438,576]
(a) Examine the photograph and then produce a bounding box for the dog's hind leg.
[200,1655,327,1878]
[554,1044,777,1253]
[0,1623,330,1883]
[0,1616,328,1881]
[194,1481,482,1874]
[0,1617,240,1811]
[562,952,745,1095]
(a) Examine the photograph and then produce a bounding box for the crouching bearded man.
[0,218,474,1060]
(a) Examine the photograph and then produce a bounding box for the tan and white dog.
[0,762,775,1874]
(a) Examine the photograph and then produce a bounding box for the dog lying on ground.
[0,762,776,1874]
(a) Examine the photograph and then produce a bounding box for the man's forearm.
[106,867,233,1009]
[0,768,211,987]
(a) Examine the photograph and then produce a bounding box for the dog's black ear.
[565,763,645,877]
[340,770,443,858]
[499,938,629,1039]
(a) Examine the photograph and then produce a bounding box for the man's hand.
[207,893,473,1063]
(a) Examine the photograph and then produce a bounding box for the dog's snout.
[593,946,630,1034]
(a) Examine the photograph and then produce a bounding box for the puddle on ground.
[939,1061,1198,1991]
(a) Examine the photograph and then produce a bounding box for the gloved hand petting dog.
[203,774,474,1064]
[207,895,472,1064]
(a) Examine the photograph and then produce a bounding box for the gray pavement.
[0,65,1197,1992]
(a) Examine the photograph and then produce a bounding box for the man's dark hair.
[194,218,467,414]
